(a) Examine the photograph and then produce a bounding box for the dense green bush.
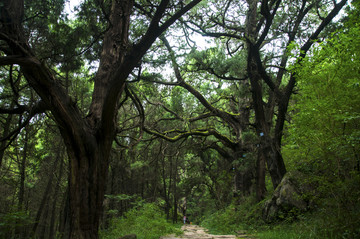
[200,197,264,235]
[200,205,240,235]
[0,210,32,239]
[100,203,182,239]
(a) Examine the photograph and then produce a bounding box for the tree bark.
[256,149,266,201]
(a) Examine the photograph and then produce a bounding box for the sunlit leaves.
[284,19,360,176]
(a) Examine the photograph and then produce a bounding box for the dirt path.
[160,224,255,239]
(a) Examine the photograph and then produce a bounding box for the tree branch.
[299,0,348,58]
[160,36,241,126]
[144,126,237,147]
[0,101,48,142]
[0,55,40,66]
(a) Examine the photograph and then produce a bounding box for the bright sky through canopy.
[65,0,82,19]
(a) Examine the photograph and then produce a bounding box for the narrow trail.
[160,224,255,239]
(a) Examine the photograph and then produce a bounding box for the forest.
[0,0,359,238]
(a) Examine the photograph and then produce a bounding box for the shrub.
[200,197,263,235]
[100,203,182,239]
[0,210,32,239]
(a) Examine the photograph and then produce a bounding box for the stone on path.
[160,224,255,239]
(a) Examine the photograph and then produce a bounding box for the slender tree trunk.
[58,186,70,239]
[172,156,178,223]
[39,195,51,239]
[0,112,14,169]
[0,72,21,168]
[18,125,28,210]
[16,125,29,238]
[161,153,171,219]
[49,149,65,239]
[31,157,58,238]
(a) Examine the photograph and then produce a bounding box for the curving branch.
[256,0,281,48]
[0,101,48,143]
[160,36,241,129]
[299,0,348,59]
[182,20,244,40]
[0,105,28,114]
[188,112,216,122]
[143,126,238,148]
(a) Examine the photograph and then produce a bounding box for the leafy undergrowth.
[256,210,360,239]
[200,197,263,235]
[100,203,182,239]
[199,179,360,239]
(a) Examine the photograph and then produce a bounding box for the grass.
[255,210,360,239]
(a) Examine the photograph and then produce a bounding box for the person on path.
[183,215,186,224]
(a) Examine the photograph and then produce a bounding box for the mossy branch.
[143,126,237,148]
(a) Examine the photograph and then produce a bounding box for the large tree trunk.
[245,0,286,196]
[66,139,110,238]
[244,0,347,195]
[247,47,287,192]
[256,149,266,201]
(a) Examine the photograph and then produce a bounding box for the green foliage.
[281,12,360,239]
[285,22,360,178]
[0,210,32,238]
[257,192,360,239]
[100,203,182,239]
[200,197,263,235]
[200,205,241,235]
[256,174,360,238]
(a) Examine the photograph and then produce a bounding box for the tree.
[177,0,348,200]
[0,0,202,238]
[136,34,257,197]
[132,0,348,202]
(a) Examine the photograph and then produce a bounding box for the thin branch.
[0,101,48,142]
[144,126,237,147]
[182,20,244,40]
[158,0,203,33]
[299,0,348,58]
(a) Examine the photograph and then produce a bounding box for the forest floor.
[160,224,256,239]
